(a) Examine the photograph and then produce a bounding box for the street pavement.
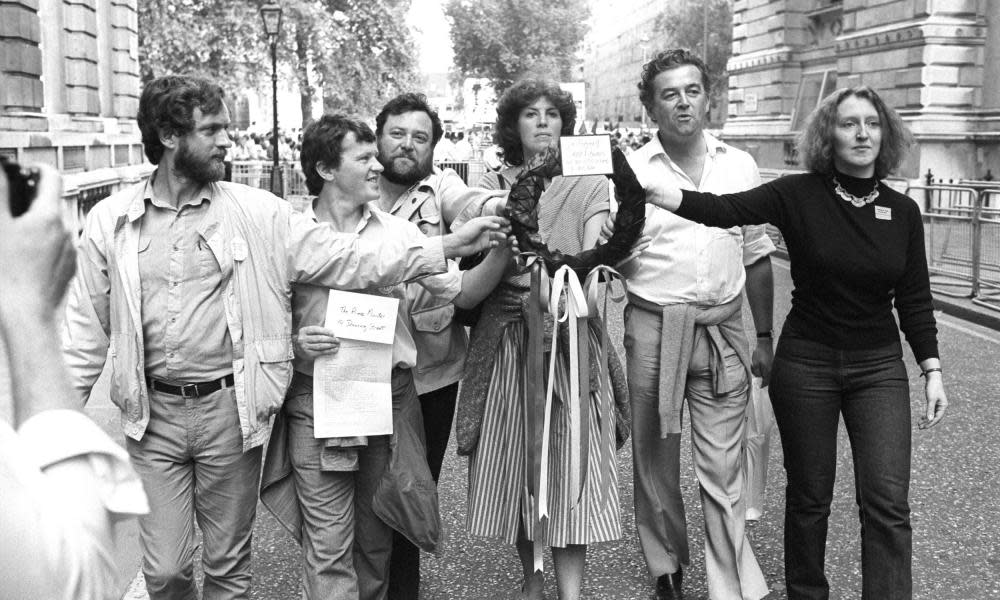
[84,256,1000,599]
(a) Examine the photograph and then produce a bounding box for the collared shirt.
[291,202,463,375]
[1,409,147,599]
[626,131,775,306]
[380,167,504,394]
[137,179,232,380]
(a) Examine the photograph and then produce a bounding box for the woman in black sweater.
[642,86,948,599]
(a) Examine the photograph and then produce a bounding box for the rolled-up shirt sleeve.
[1,409,148,600]
[741,224,776,266]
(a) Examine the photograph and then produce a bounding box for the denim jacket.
[63,177,447,451]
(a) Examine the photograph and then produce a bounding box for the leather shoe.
[655,567,683,599]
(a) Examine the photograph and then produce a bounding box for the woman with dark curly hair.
[638,85,948,599]
[456,78,627,600]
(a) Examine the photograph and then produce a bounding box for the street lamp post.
[260,3,283,197]
[639,36,649,130]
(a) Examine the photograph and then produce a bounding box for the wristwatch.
[756,330,773,339]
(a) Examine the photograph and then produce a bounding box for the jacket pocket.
[107,333,141,421]
[248,336,294,423]
[410,304,458,373]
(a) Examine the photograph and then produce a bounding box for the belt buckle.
[179,383,200,398]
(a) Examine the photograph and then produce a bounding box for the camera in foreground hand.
[1,155,40,217]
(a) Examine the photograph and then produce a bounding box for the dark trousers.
[769,331,912,600]
[387,382,459,599]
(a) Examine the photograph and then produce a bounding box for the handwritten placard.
[560,134,613,177]
[325,290,399,345]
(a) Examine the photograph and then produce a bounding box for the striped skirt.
[466,321,622,547]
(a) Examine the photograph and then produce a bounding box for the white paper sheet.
[312,290,398,438]
[326,290,399,344]
[313,339,393,438]
[560,134,613,176]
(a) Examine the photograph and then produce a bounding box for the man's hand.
[751,339,774,387]
[0,164,76,323]
[442,215,510,259]
[484,195,508,217]
[293,326,341,360]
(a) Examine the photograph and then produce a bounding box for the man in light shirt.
[260,114,511,600]
[61,75,506,600]
[1,163,148,600]
[374,92,507,599]
[624,49,774,600]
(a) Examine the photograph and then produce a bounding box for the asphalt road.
[83,256,1000,599]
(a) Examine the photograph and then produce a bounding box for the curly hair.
[797,86,913,178]
[375,92,444,146]
[637,48,710,110]
[493,79,576,167]
[137,75,227,165]
[300,114,376,195]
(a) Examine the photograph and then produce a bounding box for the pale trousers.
[126,387,262,600]
[625,304,768,600]
[285,369,416,600]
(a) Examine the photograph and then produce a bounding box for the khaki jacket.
[63,178,446,450]
[386,168,504,394]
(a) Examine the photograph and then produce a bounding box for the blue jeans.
[769,329,912,600]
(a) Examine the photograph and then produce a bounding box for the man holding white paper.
[260,114,512,600]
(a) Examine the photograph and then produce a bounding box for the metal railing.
[910,183,1000,312]
[972,189,1000,312]
[228,159,493,212]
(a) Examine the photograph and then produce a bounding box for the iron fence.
[910,184,1000,312]
[972,189,1000,312]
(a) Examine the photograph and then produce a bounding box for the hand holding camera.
[0,161,76,323]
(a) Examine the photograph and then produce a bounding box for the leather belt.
[146,374,235,398]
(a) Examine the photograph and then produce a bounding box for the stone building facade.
[724,0,1000,182]
[581,0,663,129]
[0,0,148,230]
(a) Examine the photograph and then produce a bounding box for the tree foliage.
[138,0,267,90]
[444,0,590,95]
[652,0,733,118]
[137,0,419,126]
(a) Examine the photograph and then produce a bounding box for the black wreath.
[506,146,646,278]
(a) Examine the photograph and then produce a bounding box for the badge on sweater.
[875,205,892,220]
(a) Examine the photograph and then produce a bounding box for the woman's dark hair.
[137,75,226,165]
[375,92,444,146]
[637,48,710,111]
[300,114,376,195]
[798,85,913,178]
[494,79,576,167]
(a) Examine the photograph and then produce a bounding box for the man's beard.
[379,152,433,186]
[174,139,225,185]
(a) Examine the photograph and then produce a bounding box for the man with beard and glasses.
[61,76,509,600]
[374,92,507,600]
